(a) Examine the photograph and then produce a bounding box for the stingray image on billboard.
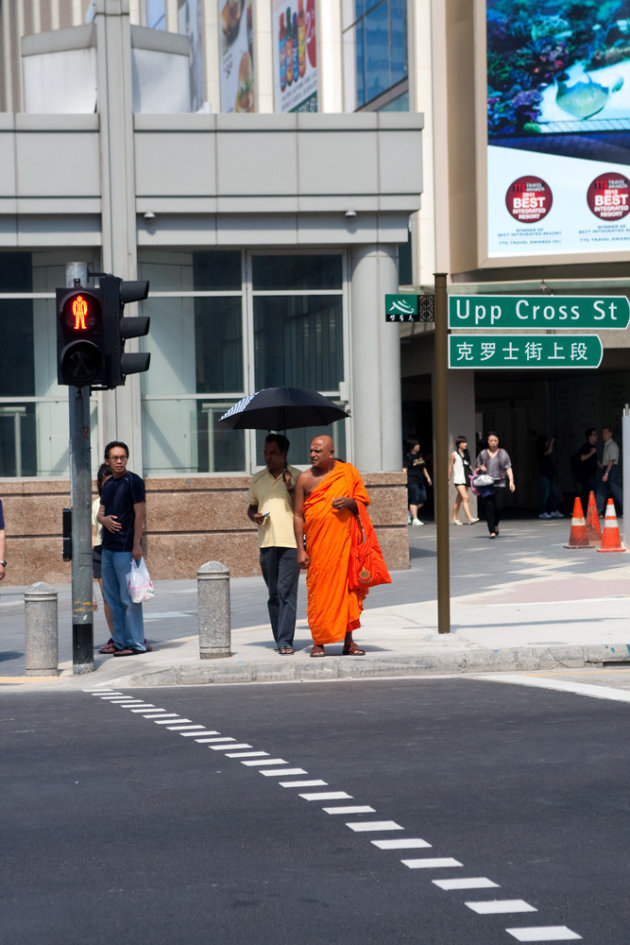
[486,0,630,260]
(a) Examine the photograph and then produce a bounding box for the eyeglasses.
[109,455,127,462]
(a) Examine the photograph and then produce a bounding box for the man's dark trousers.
[259,547,299,650]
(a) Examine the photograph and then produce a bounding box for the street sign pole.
[66,262,94,674]
[434,274,450,635]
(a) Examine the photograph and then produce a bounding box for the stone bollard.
[24,582,59,676]
[197,561,231,659]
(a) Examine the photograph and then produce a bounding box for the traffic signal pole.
[66,263,94,674]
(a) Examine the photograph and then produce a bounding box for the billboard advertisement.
[219,0,255,113]
[484,0,630,261]
[272,0,318,113]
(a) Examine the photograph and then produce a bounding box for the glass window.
[138,249,347,476]
[254,295,343,391]
[193,251,241,291]
[252,255,343,290]
[345,0,408,110]
[0,251,101,478]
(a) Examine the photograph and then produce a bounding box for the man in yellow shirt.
[247,434,301,654]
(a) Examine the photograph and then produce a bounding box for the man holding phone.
[247,433,301,654]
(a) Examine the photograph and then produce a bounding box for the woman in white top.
[448,436,478,525]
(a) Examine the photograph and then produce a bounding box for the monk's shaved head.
[309,435,335,473]
[312,435,334,452]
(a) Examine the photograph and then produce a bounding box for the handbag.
[471,472,494,488]
[126,557,155,603]
[348,502,392,591]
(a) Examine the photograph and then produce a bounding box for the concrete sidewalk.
[2,518,630,690]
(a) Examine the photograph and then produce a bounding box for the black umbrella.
[218,386,350,430]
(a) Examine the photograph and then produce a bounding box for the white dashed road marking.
[88,688,584,942]
[346,820,403,832]
[323,805,375,815]
[506,928,582,942]
[300,792,353,801]
[372,838,431,850]
[466,899,537,914]
[402,857,462,870]
[433,877,498,890]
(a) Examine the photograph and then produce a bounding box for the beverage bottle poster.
[272,0,318,113]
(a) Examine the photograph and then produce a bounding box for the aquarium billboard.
[483,0,630,262]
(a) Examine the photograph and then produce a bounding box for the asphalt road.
[4,676,629,944]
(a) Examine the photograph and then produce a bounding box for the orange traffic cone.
[585,490,602,546]
[597,498,625,553]
[564,497,590,549]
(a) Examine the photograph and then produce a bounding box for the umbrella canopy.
[219,386,350,430]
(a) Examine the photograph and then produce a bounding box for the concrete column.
[197,561,231,659]
[24,582,59,676]
[349,245,402,472]
[94,0,144,470]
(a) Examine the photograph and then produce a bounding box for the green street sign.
[385,294,434,323]
[449,334,603,369]
[448,295,630,330]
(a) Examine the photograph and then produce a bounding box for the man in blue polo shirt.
[97,441,149,656]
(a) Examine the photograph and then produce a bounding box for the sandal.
[342,642,365,656]
[310,645,325,658]
[279,646,294,655]
[99,639,116,654]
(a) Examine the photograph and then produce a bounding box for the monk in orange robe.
[294,435,371,657]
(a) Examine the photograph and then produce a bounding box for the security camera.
[143,211,156,222]
[344,209,357,219]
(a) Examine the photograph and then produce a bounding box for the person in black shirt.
[97,441,150,656]
[404,441,432,526]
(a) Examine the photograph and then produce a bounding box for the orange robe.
[303,461,370,645]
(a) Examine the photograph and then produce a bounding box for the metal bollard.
[24,582,59,676]
[197,561,232,659]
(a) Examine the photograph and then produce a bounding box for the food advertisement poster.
[272,0,318,113]
[219,0,255,113]
[485,0,630,260]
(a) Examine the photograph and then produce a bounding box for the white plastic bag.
[126,557,155,603]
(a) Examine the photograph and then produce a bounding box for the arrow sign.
[448,295,630,330]
[449,334,603,369]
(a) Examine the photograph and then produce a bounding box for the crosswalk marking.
[402,858,462,869]
[433,877,499,890]
[466,900,536,914]
[260,768,308,777]
[372,838,431,850]
[506,928,582,942]
[323,805,375,815]
[346,821,403,832]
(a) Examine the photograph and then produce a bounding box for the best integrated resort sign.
[484,0,630,262]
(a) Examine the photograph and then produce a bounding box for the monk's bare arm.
[293,474,309,569]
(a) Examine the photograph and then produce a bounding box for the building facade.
[0,0,421,583]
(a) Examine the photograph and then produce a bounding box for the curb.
[52,642,630,690]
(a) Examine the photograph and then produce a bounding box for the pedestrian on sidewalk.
[572,428,598,512]
[92,462,115,653]
[475,432,515,539]
[596,425,623,516]
[536,435,562,519]
[294,434,376,657]
[247,433,301,655]
[0,497,6,581]
[404,440,432,526]
[448,435,478,525]
[97,441,150,656]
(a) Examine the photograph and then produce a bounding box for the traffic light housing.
[100,275,150,389]
[56,283,105,386]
